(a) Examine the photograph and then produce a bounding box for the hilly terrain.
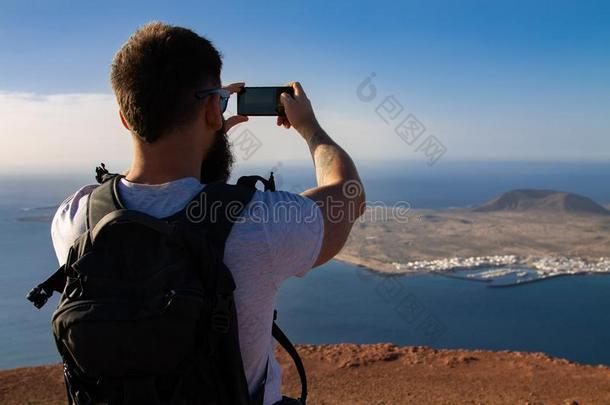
[473,189,609,215]
[338,189,610,273]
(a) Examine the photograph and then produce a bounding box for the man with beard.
[51,22,365,404]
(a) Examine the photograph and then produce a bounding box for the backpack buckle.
[26,286,51,309]
[162,290,176,311]
[65,274,86,301]
[211,313,230,333]
[211,294,232,334]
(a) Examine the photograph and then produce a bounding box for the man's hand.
[223,82,248,133]
[277,82,321,139]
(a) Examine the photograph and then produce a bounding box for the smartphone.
[237,86,294,116]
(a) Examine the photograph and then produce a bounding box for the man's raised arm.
[279,82,366,267]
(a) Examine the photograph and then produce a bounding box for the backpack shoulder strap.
[27,172,123,309]
[87,174,124,231]
[181,181,256,255]
[174,181,258,405]
[233,173,308,404]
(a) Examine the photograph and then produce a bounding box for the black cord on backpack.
[272,311,307,404]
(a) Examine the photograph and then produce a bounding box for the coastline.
[336,252,610,286]
[3,344,610,405]
[340,205,610,286]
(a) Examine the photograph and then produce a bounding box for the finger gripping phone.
[237,86,294,116]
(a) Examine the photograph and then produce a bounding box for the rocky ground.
[3,344,610,404]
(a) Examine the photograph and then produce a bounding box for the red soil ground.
[2,344,610,404]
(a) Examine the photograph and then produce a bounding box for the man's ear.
[119,110,130,130]
[204,94,223,131]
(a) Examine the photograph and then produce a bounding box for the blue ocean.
[1,161,610,370]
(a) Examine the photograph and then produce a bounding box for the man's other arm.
[279,82,365,267]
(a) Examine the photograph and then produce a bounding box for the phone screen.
[237,87,293,116]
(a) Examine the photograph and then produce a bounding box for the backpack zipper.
[53,289,206,322]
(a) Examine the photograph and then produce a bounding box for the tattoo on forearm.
[316,151,337,184]
[307,128,341,184]
[306,128,330,149]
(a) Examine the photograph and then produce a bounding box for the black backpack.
[27,166,307,405]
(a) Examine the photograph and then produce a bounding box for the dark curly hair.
[110,22,222,143]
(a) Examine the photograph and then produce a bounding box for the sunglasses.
[194,88,230,113]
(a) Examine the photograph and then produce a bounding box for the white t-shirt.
[50,177,324,405]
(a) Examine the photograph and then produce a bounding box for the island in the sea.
[338,189,610,285]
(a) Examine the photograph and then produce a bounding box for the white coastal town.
[391,255,610,285]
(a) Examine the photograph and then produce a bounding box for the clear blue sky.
[1,0,609,170]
